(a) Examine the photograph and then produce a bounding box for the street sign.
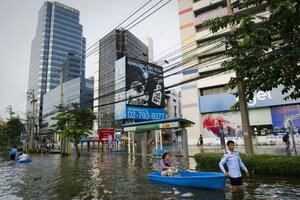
[99,129,114,143]
[20,132,29,142]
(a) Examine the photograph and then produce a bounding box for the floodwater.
[0,148,300,200]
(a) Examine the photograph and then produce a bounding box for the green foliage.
[194,153,300,176]
[51,103,96,155]
[0,117,25,147]
[203,0,300,101]
[0,122,8,147]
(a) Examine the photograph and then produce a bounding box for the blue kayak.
[17,159,32,164]
[148,171,226,190]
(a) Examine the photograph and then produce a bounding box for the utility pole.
[60,70,64,109]
[27,89,37,150]
[226,0,254,156]
[6,105,15,119]
[56,69,68,155]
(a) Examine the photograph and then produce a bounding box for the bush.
[194,153,300,176]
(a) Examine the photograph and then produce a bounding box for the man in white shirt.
[219,140,249,192]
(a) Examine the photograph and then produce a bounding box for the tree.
[0,121,8,147]
[52,103,96,157]
[205,0,300,101]
[2,117,25,146]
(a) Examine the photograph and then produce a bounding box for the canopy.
[80,135,100,142]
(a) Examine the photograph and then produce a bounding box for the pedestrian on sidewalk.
[283,132,290,151]
[219,140,249,192]
[197,134,203,150]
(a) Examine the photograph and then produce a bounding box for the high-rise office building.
[42,77,93,130]
[93,29,148,131]
[178,0,300,144]
[27,1,85,128]
[142,37,154,63]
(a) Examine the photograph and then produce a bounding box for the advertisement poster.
[271,104,300,129]
[202,111,243,138]
[99,129,114,143]
[126,57,164,108]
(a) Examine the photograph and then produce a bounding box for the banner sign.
[124,122,179,132]
[99,129,114,143]
[199,85,300,113]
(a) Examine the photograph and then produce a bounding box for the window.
[200,85,227,96]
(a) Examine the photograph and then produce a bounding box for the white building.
[141,37,154,63]
[177,0,300,145]
[165,89,180,119]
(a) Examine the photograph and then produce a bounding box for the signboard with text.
[126,57,165,108]
[99,129,114,143]
[114,57,166,120]
[20,132,29,142]
[199,85,300,113]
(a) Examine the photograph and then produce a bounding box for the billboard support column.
[155,130,159,150]
[141,132,147,157]
[132,132,135,154]
[128,132,131,154]
[159,130,163,150]
[182,128,189,158]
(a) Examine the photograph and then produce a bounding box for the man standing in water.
[9,146,18,161]
[219,140,249,192]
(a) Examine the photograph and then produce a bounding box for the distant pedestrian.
[197,135,203,149]
[219,140,249,192]
[108,135,113,151]
[283,132,290,151]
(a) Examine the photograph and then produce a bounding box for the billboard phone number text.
[127,110,165,120]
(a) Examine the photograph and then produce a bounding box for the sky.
[0,0,182,120]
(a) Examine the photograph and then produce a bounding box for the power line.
[84,0,154,57]
[95,38,223,99]
[84,0,174,60]
[124,0,165,29]
[127,0,172,30]
[96,66,228,108]
[93,42,226,102]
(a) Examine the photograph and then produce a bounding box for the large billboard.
[126,57,165,108]
[114,57,166,121]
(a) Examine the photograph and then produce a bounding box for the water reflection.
[0,151,299,200]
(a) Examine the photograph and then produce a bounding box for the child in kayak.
[160,152,178,176]
[18,151,30,161]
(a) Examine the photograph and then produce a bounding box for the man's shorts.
[229,176,243,186]
[10,154,16,161]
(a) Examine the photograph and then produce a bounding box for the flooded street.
[0,149,300,200]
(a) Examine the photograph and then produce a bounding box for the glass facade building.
[94,29,148,130]
[42,77,93,128]
[27,1,85,128]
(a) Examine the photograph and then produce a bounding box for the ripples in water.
[0,151,299,200]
